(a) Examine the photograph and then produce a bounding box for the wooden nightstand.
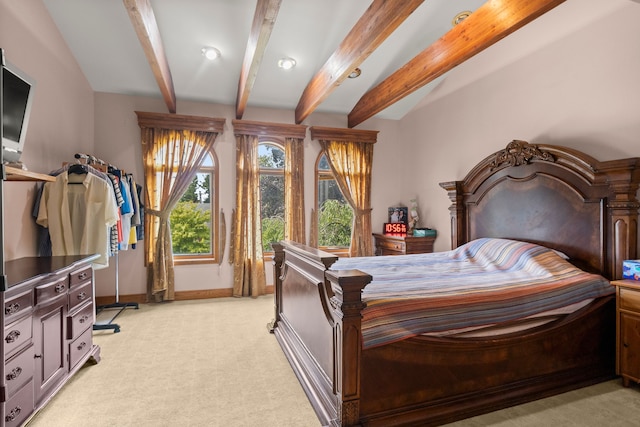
[612,279,640,387]
[372,233,435,256]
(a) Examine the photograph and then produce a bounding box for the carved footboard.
[271,241,372,426]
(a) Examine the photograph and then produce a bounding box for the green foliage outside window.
[318,199,353,248]
[259,143,285,252]
[262,216,285,252]
[170,201,211,254]
[170,174,212,255]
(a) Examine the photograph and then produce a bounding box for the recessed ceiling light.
[348,68,361,79]
[452,11,472,26]
[201,47,221,60]
[277,57,296,70]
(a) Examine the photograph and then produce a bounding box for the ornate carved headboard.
[440,141,640,280]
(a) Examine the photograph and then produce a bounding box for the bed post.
[440,181,465,248]
[267,242,285,332]
[600,158,640,279]
[325,269,372,427]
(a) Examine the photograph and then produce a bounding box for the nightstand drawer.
[620,287,640,312]
[378,240,406,252]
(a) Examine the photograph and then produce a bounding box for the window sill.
[174,258,217,266]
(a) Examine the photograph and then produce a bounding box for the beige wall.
[1,0,94,259]
[91,94,403,297]
[397,0,640,252]
[2,0,640,297]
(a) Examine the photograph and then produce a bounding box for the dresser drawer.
[68,302,94,340]
[69,281,93,312]
[620,287,640,312]
[69,265,92,288]
[4,315,33,357]
[4,290,33,324]
[4,344,34,398]
[69,327,93,369]
[3,379,34,427]
[35,277,68,306]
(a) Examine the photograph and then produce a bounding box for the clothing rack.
[93,252,138,333]
[70,153,139,333]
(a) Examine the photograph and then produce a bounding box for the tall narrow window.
[316,153,353,249]
[167,150,218,263]
[259,141,285,252]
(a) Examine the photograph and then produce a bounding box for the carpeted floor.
[26,296,640,427]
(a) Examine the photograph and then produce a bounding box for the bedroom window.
[167,150,218,264]
[259,141,285,252]
[316,153,353,250]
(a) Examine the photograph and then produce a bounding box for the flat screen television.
[2,58,36,164]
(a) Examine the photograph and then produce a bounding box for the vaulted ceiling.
[43,0,567,128]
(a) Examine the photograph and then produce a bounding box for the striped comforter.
[331,238,613,349]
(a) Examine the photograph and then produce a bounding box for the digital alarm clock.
[383,222,407,235]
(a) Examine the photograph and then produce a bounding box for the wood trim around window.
[232,119,307,139]
[310,126,378,143]
[135,111,226,132]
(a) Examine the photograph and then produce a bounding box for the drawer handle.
[77,272,88,280]
[77,341,87,351]
[4,303,20,315]
[77,292,88,300]
[79,315,90,324]
[55,283,66,293]
[6,367,22,381]
[5,406,21,422]
[5,330,20,344]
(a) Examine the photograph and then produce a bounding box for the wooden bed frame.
[271,141,640,426]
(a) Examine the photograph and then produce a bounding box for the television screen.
[2,61,36,163]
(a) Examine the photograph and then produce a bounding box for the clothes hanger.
[68,163,88,174]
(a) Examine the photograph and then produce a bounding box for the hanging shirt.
[36,171,119,269]
[118,177,134,250]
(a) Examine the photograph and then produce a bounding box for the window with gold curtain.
[284,136,305,244]
[137,111,225,302]
[232,120,306,297]
[233,133,267,297]
[310,126,378,257]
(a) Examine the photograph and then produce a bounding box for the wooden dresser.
[1,255,100,427]
[612,279,640,387]
[372,233,436,256]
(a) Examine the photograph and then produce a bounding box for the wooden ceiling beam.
[347,0,567,128]
[294,0,425,124]
[123,0,177,113]
[236,0,282,119]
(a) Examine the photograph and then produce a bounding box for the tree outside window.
[317,153,353,248]
[167,151,218,262]
[259,142,285,252]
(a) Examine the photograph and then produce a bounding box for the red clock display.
[384,222,407,235]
